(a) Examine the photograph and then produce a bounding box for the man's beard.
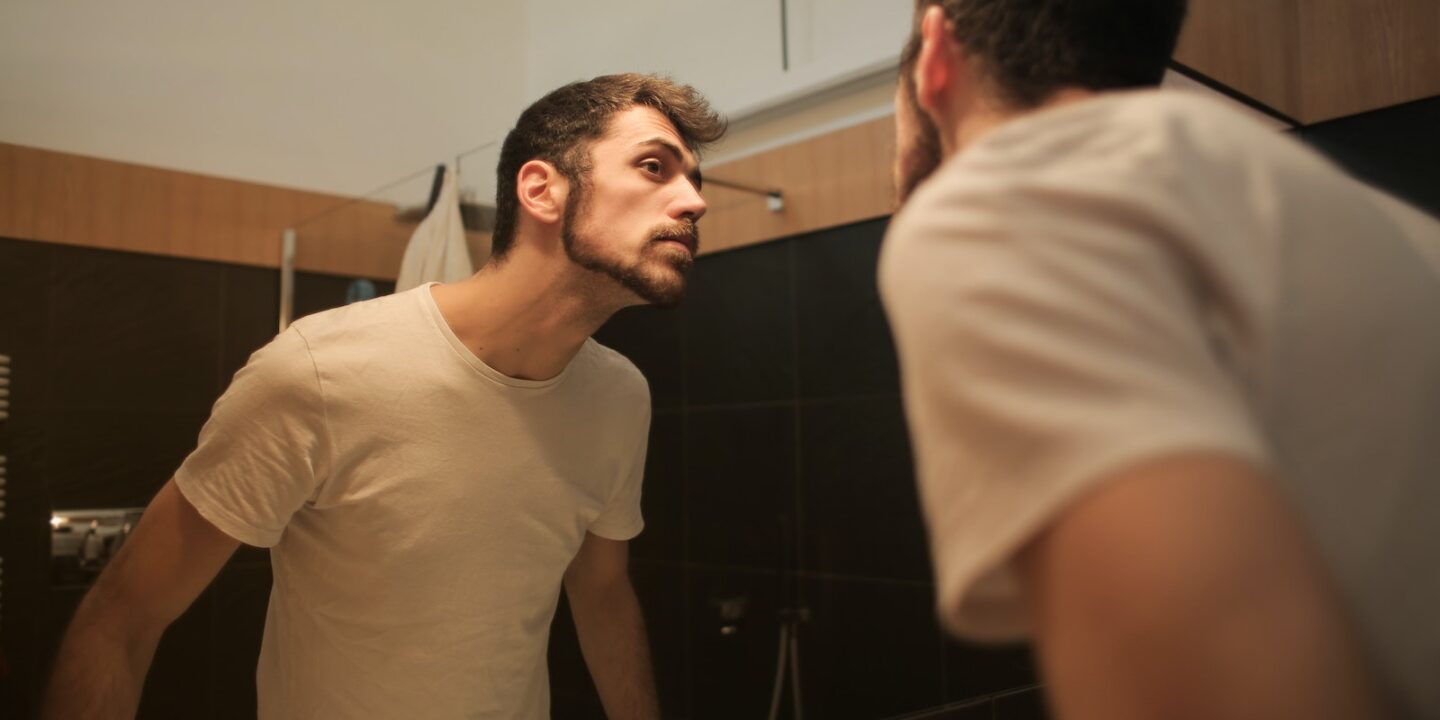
[896,86,943,205]
[561,186,698,308]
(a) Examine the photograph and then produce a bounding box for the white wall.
[523,0,911,120]
[0,0,910,202]
[0,0,529,198]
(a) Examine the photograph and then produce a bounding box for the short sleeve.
[588,387,650,541]
[173,327,332,547]
[880,171,1271,640]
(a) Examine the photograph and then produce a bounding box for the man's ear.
[914,5,961,117]
[516,160,568,226]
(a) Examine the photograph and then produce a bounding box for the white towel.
[396,166,474,291]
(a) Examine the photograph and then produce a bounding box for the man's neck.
[429,244,627,382]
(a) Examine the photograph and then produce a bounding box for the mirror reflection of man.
[884,1,1440,718]
[44,74,725,720]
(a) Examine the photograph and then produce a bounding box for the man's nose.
[674,180,707,222]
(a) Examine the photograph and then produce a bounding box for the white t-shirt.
[174,284,650,719]
[880,90,1440,716]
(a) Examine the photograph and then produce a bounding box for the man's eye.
[641,160,663,175]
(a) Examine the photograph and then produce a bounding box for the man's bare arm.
[44,479,240,719]
[1018,452,1387,720]
[564,532,660,720]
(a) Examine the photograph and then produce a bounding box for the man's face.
[562,106,706,308]
[893,72,943,206]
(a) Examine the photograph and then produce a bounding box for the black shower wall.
[560,218,1045,720]
[1296,94,1440,218]
[0,235,391,719]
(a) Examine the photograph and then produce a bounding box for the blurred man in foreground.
[884,1,1440,717]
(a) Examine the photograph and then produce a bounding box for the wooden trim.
[2,112,896,273]
[0,142,454,279]
[699,115,895,255]
[1174,0,1440,124]
[1298,0,1440,123]
[1174,0,1301,119]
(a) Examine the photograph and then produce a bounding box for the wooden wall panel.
[700,116,895,255]
[1300,0,1440,122]
[4,109,892,275]
[1174,0,1300,117]
[0,142,429,279]
[1175,0,1440,124]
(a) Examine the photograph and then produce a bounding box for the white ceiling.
[0,0,530,200]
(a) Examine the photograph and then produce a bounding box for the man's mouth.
[654,228,698,255]
[661,237,693,254]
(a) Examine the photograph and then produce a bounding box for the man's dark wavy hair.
[490,74,726,261]
[902,0,1188,109]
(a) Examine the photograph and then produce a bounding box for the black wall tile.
[41,585,87,693]
[138,588,215,719]
[944,640,1038,703]
[220,264,279,384]
[798,578,944,719]
[49,246,224,413]
[684,241,794,407]
[1298,95,1440,218]
[632,565,689,718]
[0,237,55,414]
[686,407,795,570]
[210,562,272,720]
[0,405,48,514]
[632,413,684,564]
[0,494,53,718]
[292,271,394,322]
[922,701,995,719]
[993,687,1050,720]
[795,218,900,399]
[688,568,782,720]
[799,396,928,581]
[595,305,685,412]
[46,409,207,509]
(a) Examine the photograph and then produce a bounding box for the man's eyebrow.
[635,137,702,190]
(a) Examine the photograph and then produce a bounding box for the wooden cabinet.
[1176,0,1440,124]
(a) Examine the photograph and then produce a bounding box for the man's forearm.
[568,580,661,720]
[43,584,162,720]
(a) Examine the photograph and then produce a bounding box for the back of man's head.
[490,74,726,262]
[904,0,1188,109]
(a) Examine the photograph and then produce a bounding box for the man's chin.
[626,267,688,308]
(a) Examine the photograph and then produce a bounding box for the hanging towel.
[395,166,474,292]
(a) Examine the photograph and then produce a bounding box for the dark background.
[1,93,1436,719]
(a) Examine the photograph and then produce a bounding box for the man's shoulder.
[579,339,651,401]
[290,287,421,347]
[897,89,1317,241]
[960,90,1291,181]
[570,336,650,417]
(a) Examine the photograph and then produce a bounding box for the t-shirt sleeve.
[881,173,1270,640]
[173,326,332,548]
[588,384,650,541]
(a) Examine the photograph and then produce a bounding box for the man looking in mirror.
[45,73,724,720]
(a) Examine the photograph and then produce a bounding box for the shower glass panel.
[281,140,500,331]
